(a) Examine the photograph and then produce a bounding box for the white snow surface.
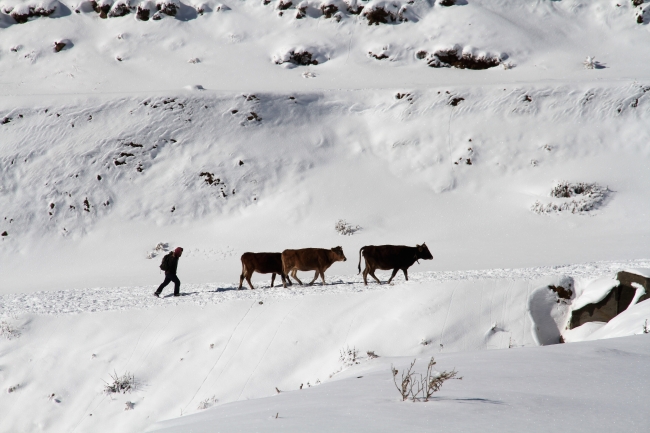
[3,1,650,432]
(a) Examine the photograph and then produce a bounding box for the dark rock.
[54,41,66,52]
[569,271,649,329]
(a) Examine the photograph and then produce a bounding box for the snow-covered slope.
[2,81,650,292]
[2,1,650,432]
[148,334,650,433]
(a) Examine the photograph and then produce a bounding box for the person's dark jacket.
[163,252,179,274]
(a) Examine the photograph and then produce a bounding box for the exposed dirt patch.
[448,96,464,106]
[199,172,221,185]
[439,0,456,6]
[369,51,389,60]
[247,112,262,121]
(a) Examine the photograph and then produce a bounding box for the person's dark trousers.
[156,272,180,296]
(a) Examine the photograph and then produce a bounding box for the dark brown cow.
[281,247,347,288]
[358,244,433,285]
[238,252,290,290]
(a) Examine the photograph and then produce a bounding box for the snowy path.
[2,259,648,317]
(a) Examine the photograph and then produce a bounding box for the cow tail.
[357,247,365,274]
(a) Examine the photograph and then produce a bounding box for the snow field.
[2,267,650,432]
[148,333,650,433]
[0,275,568,432]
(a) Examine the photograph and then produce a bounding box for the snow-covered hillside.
[2,0,650,432]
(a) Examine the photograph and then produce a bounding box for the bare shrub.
[103,371,136,394]
[197,395,218,409]
[391,357,461,402]
[366,350,379,359]
[583,56,596,69]
[339,345,360,366]
[335,219,361,235]
[644,319,649,334]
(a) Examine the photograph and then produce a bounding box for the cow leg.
[291,269,304,285]
[387,268,400,284]
[402,268,409,281]
[271,273,276,287]
[320,271,326,286]
[369,269,382,285]
[309,271,319,286]
[282,273,292,287]
[245,271,255,290]
[362,267,369,285]
[238,273,244,290]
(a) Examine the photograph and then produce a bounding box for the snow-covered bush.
[334,219,360,235]
[361,0,399,25]
[2,0,58,23]
[103,371,136,394]
[91,0,112,18]
[155,0,179,16]
[320,0,340,18]
[136,0,154,20]
[345,0,362,14]
[391,357,461,402]
[273,47,327,67]
[108,0,131,17]
[419,45,502,70]
[0,320,21,340]
[531,181,609,214]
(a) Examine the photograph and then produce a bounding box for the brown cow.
[281,247,347,288]
[238,252,291,290]
[358,244,433,285]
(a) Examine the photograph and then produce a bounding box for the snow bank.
[571,276,620,311]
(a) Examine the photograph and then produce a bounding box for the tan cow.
[281,247,347,288]
[238,252,290,290]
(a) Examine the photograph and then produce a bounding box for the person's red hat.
[174,247,183,256]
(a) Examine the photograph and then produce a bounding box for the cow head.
[416,243,433,260]
[331,246,347,261]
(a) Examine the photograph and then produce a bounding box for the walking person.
[155,247,183,297]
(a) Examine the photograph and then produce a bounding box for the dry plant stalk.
[392,357,461,402]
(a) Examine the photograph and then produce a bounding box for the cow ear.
[418,245,423,251]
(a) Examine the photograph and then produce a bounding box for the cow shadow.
[430,396,504,405]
